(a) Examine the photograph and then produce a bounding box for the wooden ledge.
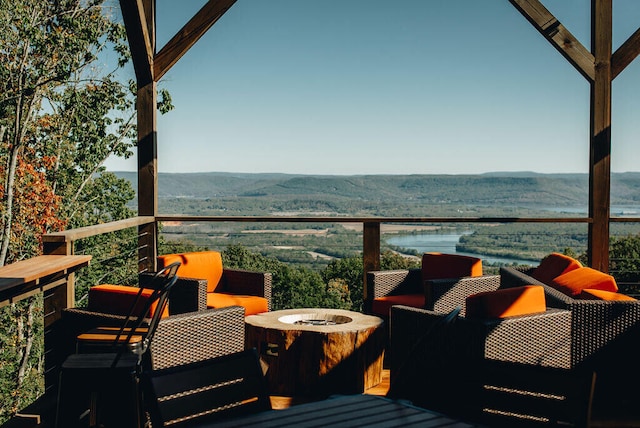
[0,255,92,307]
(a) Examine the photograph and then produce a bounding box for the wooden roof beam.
[612,26,640,80]
[154,0,237,81]
[119,0,154,85]
[509,0,595,82]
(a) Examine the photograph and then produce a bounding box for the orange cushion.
[465,285,546,319]
[531,252,582,284]
[550,267,618,297]
[421,252,483,281]
[580,288,636,301]
[88,284,169,319]
[159,251,223,293]
[207,293,268,316]
[371,294,425,317]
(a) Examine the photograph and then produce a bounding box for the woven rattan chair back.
[142,348,272,427]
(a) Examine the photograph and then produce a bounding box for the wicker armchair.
[365,269,495,317]
[365,253,482,318]
[365,268,422,312]
[500,266,640,369]
[501,265,640,416]
[158,251,272,315]
[389,273,579,426]
[59,275,246,371]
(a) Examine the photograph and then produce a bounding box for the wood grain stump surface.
[245,308,385,397]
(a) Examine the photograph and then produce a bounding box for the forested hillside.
[115,171,640,209]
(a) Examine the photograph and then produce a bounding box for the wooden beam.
[154,0,237,81]
[137,82,158,273]
[588,0,612,272]
[119,0,154,85]
[611,26,640,79]
[510,0,595,81]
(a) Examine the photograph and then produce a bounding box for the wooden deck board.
[270,368,389,409]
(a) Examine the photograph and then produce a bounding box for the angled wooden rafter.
[612,27,640,79]
[119,0,154,85]
[154,0,237,81]
[509,0,595,81]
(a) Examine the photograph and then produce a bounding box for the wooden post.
[588,0,612,272]
[137,81,158,274]
[363,222,381,302]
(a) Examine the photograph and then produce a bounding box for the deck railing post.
[41,238,76,402]
[363,222,381,303]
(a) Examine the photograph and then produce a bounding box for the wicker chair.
[158,251,272,315]
[501,266,640,416]
[388,273,586,426]
[365,253,483,318]
[500,266,640,369]
[59,274,246,371]
[142,348,271,427]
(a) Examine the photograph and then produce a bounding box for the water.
[385,232,536,266]
[538,205,640,216]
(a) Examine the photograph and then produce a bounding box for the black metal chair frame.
[55,262,181,428]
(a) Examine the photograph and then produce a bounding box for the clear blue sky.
[105,0,640,175]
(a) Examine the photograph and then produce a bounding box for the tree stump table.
[245,308,385,397]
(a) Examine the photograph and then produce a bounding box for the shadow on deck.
[4,368,640,427]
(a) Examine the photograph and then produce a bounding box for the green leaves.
[0,0,149,422]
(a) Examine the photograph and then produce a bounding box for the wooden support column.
[363,222,381,302]
[137,81,158,274]
[588,0,612,272]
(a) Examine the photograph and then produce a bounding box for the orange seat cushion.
[371,294,425,317]
[422,252,482,281]
[159,251,223,293]
[580,288,636,301]
[550,267,618,297]
[207,293,268,316]
[465,285,546,319]
[88,284,169,319]
[531,252,582,284]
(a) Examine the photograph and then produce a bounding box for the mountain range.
[112,171,640,207]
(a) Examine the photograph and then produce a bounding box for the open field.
[339,224,440,233]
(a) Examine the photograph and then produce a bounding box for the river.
[385,232,537,266]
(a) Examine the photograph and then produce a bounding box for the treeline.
[457,223,640,262]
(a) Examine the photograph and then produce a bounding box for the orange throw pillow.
[580,288,636,301]
[531,252,582,284]
[550,267,618,297]
[422,252,482,281]
[465,285,546,319]
[159,251,224,293]
[88,284,169,319]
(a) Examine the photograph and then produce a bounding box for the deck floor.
[270,368,640,427]
[270,367,390,410]
[9,368,640,427]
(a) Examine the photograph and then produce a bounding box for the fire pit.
[245,308,385,397]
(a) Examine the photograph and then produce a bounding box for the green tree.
[610,234,640,283]
[221,244,348,310]
[322,251,421,311]
[0,1,173,420]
